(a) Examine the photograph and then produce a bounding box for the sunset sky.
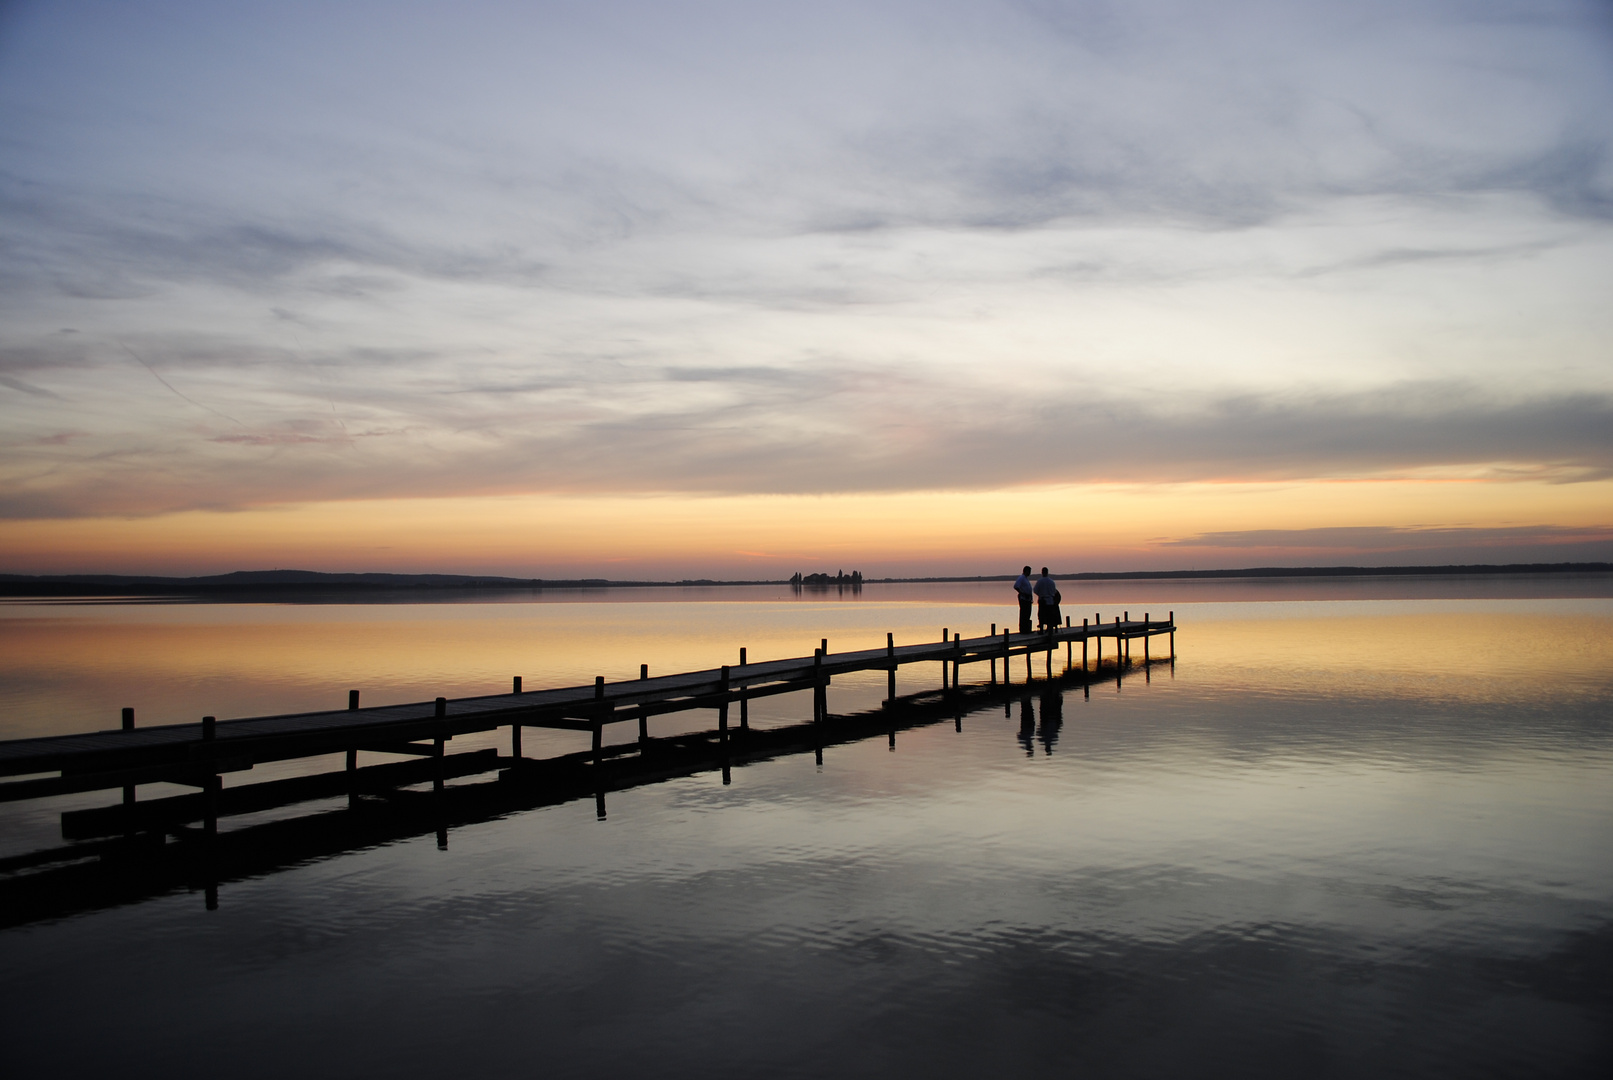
[2,0,1611,578]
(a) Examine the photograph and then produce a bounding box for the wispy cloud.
[0,0,1610,535]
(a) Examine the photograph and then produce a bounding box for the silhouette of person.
[1033,567,1061,630]
[1013,565,1034,633]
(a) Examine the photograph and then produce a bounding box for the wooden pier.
[0,612,1177,922]
[0,651,1173,928]
[0,613,1174,812]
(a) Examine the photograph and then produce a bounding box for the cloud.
[1166,524,1613,550]
[1158,524,1613,567]
[2,357,1610,518]
[0,1,1610,526]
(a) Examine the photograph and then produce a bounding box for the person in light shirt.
[1013,566,1034,633]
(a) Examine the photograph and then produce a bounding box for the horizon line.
[2,561,1610,595]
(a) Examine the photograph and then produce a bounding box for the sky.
[1,0,1611,578]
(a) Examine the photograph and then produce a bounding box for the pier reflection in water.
[0,585,1610,1079]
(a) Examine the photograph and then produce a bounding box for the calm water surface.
[1,580,1610,1077]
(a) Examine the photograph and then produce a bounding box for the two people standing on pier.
[1013,566,1062,632]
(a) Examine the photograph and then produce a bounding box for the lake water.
[2,578,1610,1078]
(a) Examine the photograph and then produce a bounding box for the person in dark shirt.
[1013,566,1034,633]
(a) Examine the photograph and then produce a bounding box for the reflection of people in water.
[1017,694,1036,757]
[1038,685,1063,755]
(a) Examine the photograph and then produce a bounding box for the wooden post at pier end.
[1095,614,1102,671]
[953,632,961,688]
[1082,619,1089,671]
[592,677,605,763]
[718,666,730,740]
[941,628,949,689]
[1144,614,1150,662]
[510,678,523,759]
[1124,612,1130,663]
[1170,611,1175,660]
[201,715,218,837]
[990,624,997,682]
[887,632,896,703]
[813,649,824,723]
[638,664,650,743]
[348,690,360,711]
[738,649,749,731]
[121,707,136,812]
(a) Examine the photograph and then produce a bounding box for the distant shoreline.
[1,562,1608,598]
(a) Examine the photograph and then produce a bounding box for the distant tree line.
[790,570,864,586]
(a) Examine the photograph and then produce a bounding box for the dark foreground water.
[1,581,1610,1077]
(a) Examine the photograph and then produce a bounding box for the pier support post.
[1169,611,1175,660]
[718,667,732,785]
[512,723,522,762]
[719,666,730,739]
[813,649,825,724]
[1144,614,1150,662]
[953,632,961,689]
[348,690,360,711]
[941,628,949,690]
[347,747,358,808]
[1083,619,1089,672]
[990,624,997,683]
[433,697,448,791]
[887,633,896,703]
[121,707,136,817]
[202,715,218,837]
[638,664,649,745]
[592,676,605,765]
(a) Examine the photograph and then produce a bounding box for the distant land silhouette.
[0,563,1608,598]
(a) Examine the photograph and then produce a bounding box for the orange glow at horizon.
[2,477,1609,578]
